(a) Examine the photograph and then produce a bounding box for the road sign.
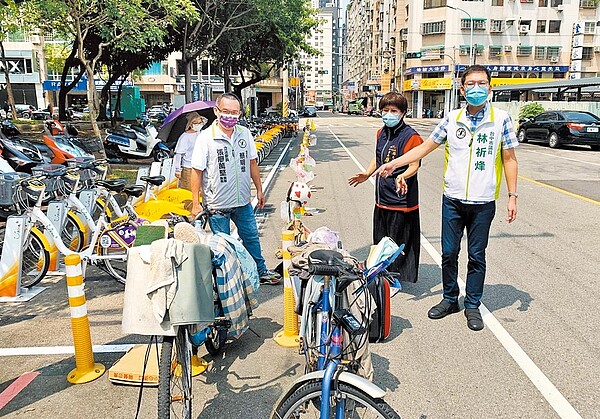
[405,52,422,59]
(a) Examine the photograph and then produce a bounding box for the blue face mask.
[382,112,401,128]
[465,85,489,107]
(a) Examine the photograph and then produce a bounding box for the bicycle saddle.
[308,249,345,266]
[123,184,145,198]
[96,178,127,193]
[140,175,165,186]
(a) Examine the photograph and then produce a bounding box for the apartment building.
[0,31,46,109]
[344,0,600,117]
[301,8,334,108]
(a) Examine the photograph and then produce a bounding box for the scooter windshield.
[54,136,93,158]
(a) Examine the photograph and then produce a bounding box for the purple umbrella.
[157,100,216,146]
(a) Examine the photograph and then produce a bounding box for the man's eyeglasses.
[464,80,490,88]
[217,107,241,116]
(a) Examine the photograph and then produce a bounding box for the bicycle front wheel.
[274,381,400,419]
[99,246,128,284]
[61,213,85,252]
[158,326,193,419]
[20,232,50,288]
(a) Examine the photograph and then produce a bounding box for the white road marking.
[329,127,583,419]
[520,147,600,166]
[0,344,135,356]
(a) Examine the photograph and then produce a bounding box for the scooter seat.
[130,125,147,135]
[123,185,145,198]
[96,178,127,193]
[107,128,137,140]
[140,175,165,186]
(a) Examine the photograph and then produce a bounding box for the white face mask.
[191,123,203,132]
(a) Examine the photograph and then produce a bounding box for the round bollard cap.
[282,230,295,240]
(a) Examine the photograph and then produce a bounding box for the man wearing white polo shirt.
[190,93,281,285]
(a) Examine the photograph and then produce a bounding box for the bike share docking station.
[0,215,47,302]
[275,119,317,348]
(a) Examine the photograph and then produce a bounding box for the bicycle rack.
[0,215,46,302]
[45,200,69,274]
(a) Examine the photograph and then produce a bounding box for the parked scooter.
[104,118,170,162]
[41,120,94,164]
[0,120,48,172]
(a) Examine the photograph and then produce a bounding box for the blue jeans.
[207,203,268,275]
[441,195,496,309]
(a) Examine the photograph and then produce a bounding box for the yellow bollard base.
[191,355,209,377]
[274,330,300,348]
[67,363,105,384]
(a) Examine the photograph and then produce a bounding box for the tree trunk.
[58,55,85,121]
[184,58,192,103]
[232,73,269,98]
[98,72,120,122]
[113,77,126,126]
[0,40,17,121]
[82,64,107,159]
[223,65,231,93]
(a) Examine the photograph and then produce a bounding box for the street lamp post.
[447,5,474,66]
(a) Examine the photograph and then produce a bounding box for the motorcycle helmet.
[287,181,311,206]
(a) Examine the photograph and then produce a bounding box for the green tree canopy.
[30,0,196,144]
[209,0,318,97]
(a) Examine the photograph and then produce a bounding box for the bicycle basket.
[66,157,102,184]
[0,172,29,207]
[31,164,67,194]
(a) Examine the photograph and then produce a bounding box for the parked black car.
[301,106,317,117]
[518,111,600,151]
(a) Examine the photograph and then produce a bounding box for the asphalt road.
[1,111,599,418]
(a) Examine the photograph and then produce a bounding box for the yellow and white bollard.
[274,230,300,347]
[65,254,105,384]
[282,100,289,118]
[301,130,310,148]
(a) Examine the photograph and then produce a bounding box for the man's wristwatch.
[508,192,519,198]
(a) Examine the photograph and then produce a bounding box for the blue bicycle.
[273,248,402,419]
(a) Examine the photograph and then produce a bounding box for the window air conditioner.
[30,35,40,44]
[519,25,529,33]
[504,45,513,52]
[594,46,600,53]
[550,56,559,63]
[556,4,564,11]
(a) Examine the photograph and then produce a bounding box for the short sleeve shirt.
[191,122,258,209]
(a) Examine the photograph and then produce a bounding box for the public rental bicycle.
[156,219,238,419]
[273,247,403,419]
[6,168,141,285]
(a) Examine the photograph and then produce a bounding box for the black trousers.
[373,206,420,283]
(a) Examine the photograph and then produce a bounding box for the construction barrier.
[64,253,105,384]
[274,230,299,347]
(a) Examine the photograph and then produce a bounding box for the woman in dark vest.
[348,92,423,282]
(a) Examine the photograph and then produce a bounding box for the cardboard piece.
[108,344,160,386]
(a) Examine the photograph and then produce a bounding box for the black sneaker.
[259,270,282,285]
[427,300,460,319]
